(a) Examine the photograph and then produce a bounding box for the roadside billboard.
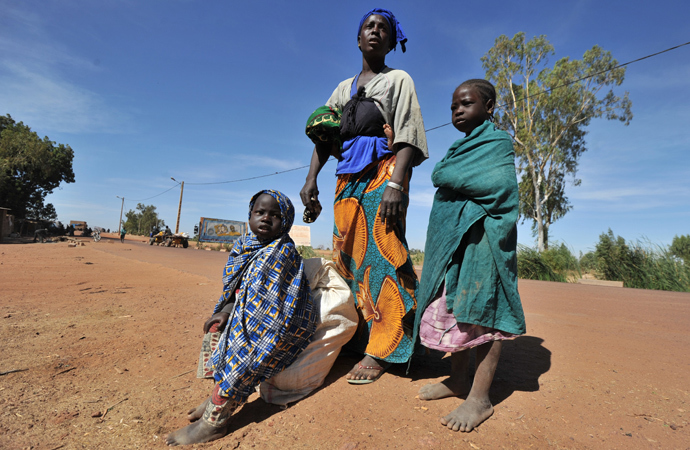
[198,217,246,243]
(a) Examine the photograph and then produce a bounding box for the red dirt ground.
[1,234,688,449]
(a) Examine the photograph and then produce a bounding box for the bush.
[541,243,580,276]
[579,251,597,273]
[517,244,568,282]
[298,246,317,259]
[593,229,690,292]
[409,248,424,266]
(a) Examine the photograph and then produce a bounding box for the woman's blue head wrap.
[358,8,407,53]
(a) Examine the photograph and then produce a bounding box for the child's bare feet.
[186,397,210,422]
[383,123,394,150]
[418,376,470,400]
[440,397,494,432]
[165,418,231,446]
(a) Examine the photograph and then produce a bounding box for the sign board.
[289,225,311,247]
[198,217,246,243]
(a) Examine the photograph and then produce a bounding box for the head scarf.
[358,8,407,53]
[248,189,295,237]
[212,189,316,402]
[218,189,301,307]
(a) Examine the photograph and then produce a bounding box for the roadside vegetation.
[515,230,690,292]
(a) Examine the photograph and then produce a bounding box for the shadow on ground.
[404,335,551,406]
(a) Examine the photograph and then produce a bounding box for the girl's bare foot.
[345,355,389,382]
[165,419,230,446]
[186,397,210,422]
[418,376,470,400]
[383,123,394,150]
[440,397,494,432]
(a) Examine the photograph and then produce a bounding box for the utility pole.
[171,178,184,234]
[116,196,124,233]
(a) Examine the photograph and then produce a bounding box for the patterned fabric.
[202,385,239,428]
[419,286,517,353]
[210,190,316,403]
[333,155,418,363]
[197,323,221,378]
[305,105,341,150]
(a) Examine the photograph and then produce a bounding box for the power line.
[185,164,314,186]
[128,184,180,202]
[495,40,690,110]
[127,40,689,193]
[421,40,690,132]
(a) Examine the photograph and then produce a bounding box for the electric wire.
[126,40,689,195]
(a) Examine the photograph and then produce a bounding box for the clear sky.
[2,0,688,255]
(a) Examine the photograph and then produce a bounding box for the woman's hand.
[379,145,416,226]
[379,185,405,225]
[300,178,320,213]
[301,143,331,216]
[203,312,230,334]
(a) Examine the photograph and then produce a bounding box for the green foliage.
[579,251,597,273]
[482,33,632,251]
[298,246,317,259]
[409,248,424,266]
[593,230,690,292]
[123,203,165,236]
[517,244,568,282]
[541,243,580,276]
[0,114,75,220]
[670,234,690,264]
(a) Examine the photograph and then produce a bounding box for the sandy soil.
[1,234,688,449]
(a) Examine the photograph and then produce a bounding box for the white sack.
[259,258,357,405]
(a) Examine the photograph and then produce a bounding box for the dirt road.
[1,237,688,449]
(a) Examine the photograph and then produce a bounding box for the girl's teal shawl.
[414,121,525,339]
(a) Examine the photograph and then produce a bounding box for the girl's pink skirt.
[419,286,517,352]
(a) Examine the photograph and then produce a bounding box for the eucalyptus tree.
[482,33,632,250]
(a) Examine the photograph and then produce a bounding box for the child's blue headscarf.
[248,189,295,237]
[358,8,407,53]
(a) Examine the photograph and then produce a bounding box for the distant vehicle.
[69,220,87,235]
[149,231,189,248]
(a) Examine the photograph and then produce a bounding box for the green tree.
[670,235,690,264]
[482,33,632,251]
[123,203,165,235]
[594,229,646,286]
[0,114,75,220]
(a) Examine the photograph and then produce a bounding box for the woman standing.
[300,8,428,383]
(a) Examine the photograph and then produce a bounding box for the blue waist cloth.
[335,135,392,175]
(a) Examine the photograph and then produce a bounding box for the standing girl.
[414,79,526,432]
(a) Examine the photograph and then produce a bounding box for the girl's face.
[358,14,391,56]
[451,85,494,135]
[249,194,282,241]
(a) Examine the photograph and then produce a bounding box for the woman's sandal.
[346,362,388,385]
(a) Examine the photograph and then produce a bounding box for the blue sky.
[2,0,688,255]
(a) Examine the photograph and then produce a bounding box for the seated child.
[166,189,317,446]
[414,79,526,432]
